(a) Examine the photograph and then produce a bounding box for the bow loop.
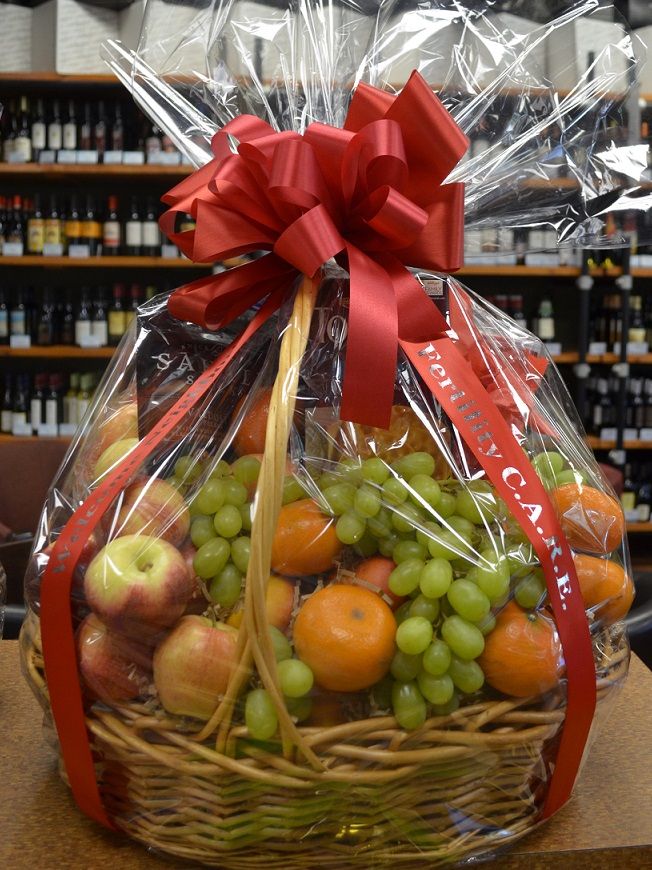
[164,71,468,428]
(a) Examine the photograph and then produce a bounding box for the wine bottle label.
[10,311,26,335]
[63,124,77,150]
[81,220,102,239]
[44,219,63,245]
[75,321,92,345]
[32,122,46,151]
[12,411,27,427]
[65,219,81,239]
[124,310,136,328]
[48,124,62,151]
[593,406,602,427]
[45,399,58,427]
[91,320,108,345]
[2,139,14,161]
[77,398,90,420]
[30,398,42,430]
[142,221,160,247]
[13,136,32,162]
[638,503,651,523]
[1,409,12,432]
[103,221,121,248]
[0,311,7,338]
[538,318,555,341]
[27,219,45,254]
[108,310,126,337]
[125,221,143,247]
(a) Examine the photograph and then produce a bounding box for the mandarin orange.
[232,388,272,456]
[573,553,635,624]
[293,584,396,692]
[550,483,624,554]
[271,499,342,576]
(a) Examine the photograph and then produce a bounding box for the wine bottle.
[77,373,93,421]
[65,195,82,248]
[48,99,63,153]
[10,288,27,336]
[81,196,102,255]
[44,195,63,251]
[36,286,56,346]
[14,96,33,163]
[0,288,8,345]
[125,283,142,328]
[1,375,12,433]
[102,195,121,255]
[2,99,17,162]
[75,288,92,346]
[45,373,62,428]
[27,194,45,255]
[142,198,160,257]
[64,373,80,426]
[111,102,124,151]
[91,289,108,346]
[30,373,46,433]
[12,373,29,431]
[60,292,75,345]
[108,282,127,344]
[31,98,47,161]
[125,197,143,255]
[94,99,107,159]
[80,102,92,151]
[63,99,77,151]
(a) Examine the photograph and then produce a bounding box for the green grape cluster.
[172,454,263,608]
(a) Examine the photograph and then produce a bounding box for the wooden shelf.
[0,433,70,443]
[457,265,580,277]
[552,353,652,365]
[552,352,579,363]
[585,436,652,451]
[0,72,116,85]
[626,522,652,533]
[0,346,114,359]
[0,163,192,178]
[0,256,209,268]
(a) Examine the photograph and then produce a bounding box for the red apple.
[77,613,152,704]
[352,556,405,609]
[227,574,295,630]
[96,402,139,457]
[93,437,140,483]
[153,615,239,719]
[84,534,195,637]
[115,477,190,547]
[180,541,208,615]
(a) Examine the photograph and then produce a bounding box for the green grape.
[278,659,314,698]
[417,671,455,706]
[190,515,217,549]
[475,550,510,601]
[194,478,226,515]
[239,503,252,531]
[209,459,230,478]
[455,482,499,525]
[378,532,401,557]
[447,579,491,623]
[354,485,382,518]
[555,469,585,486]
[322,483,356,516]
[165,476,187,493]
[382,477,410,506]
[214,504,243,538]
[269,625,292,662]
[245,689,278,741]
[336,512,366,545]
[409,594,440,622]
[440,597,454,618]
[394,601,412,624]
[396,616,433,655]
[208,563,242,607]
[371,676,393,711]
[223,478,248,507]
[441,616,485,661]
[427,527,471,561]
[354,531,379,558]
[317,471,340,489]
[282,476,305,505]
[390,650,422,682]
[515,571,547,609]
[409,474,441,509]
[419,558,453,599]
[393,540,427,564]
[232,455,261,488]
[506,542,536,573]
[392,681,427,730]
[231,536,251,573]
[174,454,203,483]
[448,656,484,694]
[285,695,312,722]
[422,639,452,676]
[532,450,564,477]
[391,502,423,534]
[362,457,391,485]
[475,613,496,636]
[446,515,476,539]
[416,521,440,549]
[367,507,392,539]
[194,537,230,580]
[392,452,436,479]
[337,458,363,484]
[437,491,457,519]
[389,559,424,597]
[432,693,460,717]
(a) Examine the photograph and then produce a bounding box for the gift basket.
[21,1,640,866]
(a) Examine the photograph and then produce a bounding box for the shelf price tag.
[640,428,652,442]
[123,151,145,165]
[103,151,123,165]
[57,150,77,164]
[588,341,607,356]
[9,334,31,349]
[545,341,562,357]
[613,341,649,356]
[157,152,181,166]
[68,244,91,259]
[37,424,59,438]
[58,423,78,437]
[11,421,32,437]
[2,242,24,256]
[38,151,56,164]
[78,335,103,348]
[43,243,64,257]
[76,151,99,165]
[161,244,179,259]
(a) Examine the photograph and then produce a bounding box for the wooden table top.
[1,640,651,869]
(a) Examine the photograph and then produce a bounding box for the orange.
[550,483,624,555]
[352,556,405,608]
[293,584,396,692]
[232,388,272,456]
[271,499,342,577]
[478,602,562,698]
[573,553,634,625]
[333,404,448,476]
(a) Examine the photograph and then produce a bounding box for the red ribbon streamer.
[38,71,595,837]
[162,72,468,430]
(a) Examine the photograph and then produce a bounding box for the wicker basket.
[20,277,631,867]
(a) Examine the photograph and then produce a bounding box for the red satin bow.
[161,71,468,429]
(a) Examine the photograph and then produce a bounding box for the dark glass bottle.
[44,195,63,250]
[45,374,62,427]
[9,288,27,336]
[6,194,25,248]
[0,287,8,344]
[108,283,126,345]
[60,292,75,345]
[111,102,124,151]
[80,102,93,151]
[30,373,47,433]
[27,193,45,255]
[63,99,77,151]
[48,99,62,153]
[103,195,121,255]
[75,288,93,346]
[81,196,102,255]
[1,374,12,433]
[92,288,108,346]
[36,286,56,346]
[125,283,142,328]
[12,373,30,430]
[94,100,107,159]
[142,199,160,257]
[125,197,143,256]
[31,98,47,161]
[65,195,82,248]
[14,96,32,163]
